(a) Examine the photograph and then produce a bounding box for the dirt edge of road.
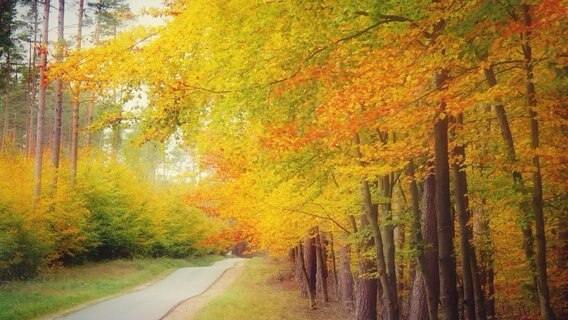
[160,261,246,320]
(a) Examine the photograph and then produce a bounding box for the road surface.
[55,258,244,320]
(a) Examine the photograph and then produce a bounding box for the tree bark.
[70,0,84,180]
[304,229,317,301]
[315,227,329,302]
[380,173,400,318]
[451,114,486,320]
[353,133,398,320]
[521,5,555,320]
[339,244,355,308]
[297,242,316,309]
[474,201,495,319]
[433,70,458,320]
[408,161,439,320]
[2,52,10,152]
[51,0,65,176]
[33,0,50,203]
[329,232,339,299]
[357,214,378,320]
[26,0,38,158]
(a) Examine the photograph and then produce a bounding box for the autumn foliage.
[2,0,567,319]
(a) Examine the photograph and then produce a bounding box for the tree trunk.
[451,114,485,320]
[380,173,400,318]
[297,242,316,309]
[329,232,339,299]
[86,94,94,148]
[51,0,65,176]
[296,246,307,296]
[409,272,429,320]
[408,161,439,320]
[111,105,122,156]
[304,229,317,301]
[70,0,84,180]
[484,67,538,296]
[433,70,458,320]
[2,52,10,152]
[33,0,50,203]
[339,244,355,309]
[357,214,378,320]
[470,245,485,320]
[473,197,495,320]
[521,5,555,319]
[353,133,398,320]
[26,0,38,158]
[86,10,103,150]
[315,227,329,302]
[395,219,405,315]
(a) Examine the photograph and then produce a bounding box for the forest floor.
[190,257,351,320]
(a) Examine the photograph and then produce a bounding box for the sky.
[41,0,166,46]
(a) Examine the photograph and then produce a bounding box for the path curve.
[54,258,245,320]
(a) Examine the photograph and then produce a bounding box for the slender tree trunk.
[357,214,378,320]
[2,53,10,152]
[304,229,317,302]
[474,200,495,318]
[296,246,307,295]
[451,114,486,320]
[315,227,329,302]
[32,0,50,203]
[86,95,94,147]
[26,0,38,158]
[433,70,458,320]
[51,0,65,180]
[339,244,355,308]
[329,232,339,299]
[70,0,84,180]
[470,244,485,320]
[354,133,398,320]
[484,67,538,295]
[297,243,316,309]
[111,104,122,156]
[395,220,405,314]
[380,173,400,319]
[86,11,103,149]
[408,161,439,320]
[521,5,555,320]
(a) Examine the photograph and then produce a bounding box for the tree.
[433,69,459,320]
[408,161,439,320]
[521,5,555,319]
[50,0,65,180]
[0,0,18,152]
[32,0,49,202]
[70,0,84,180]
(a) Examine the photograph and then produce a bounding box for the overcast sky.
[39,0,166,46]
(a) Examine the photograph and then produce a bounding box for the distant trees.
[0,0,232,282]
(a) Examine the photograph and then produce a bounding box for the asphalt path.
[55,258,245,320]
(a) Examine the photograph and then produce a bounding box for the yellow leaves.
[50,26,160,88]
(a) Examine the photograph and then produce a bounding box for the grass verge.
[193,257,349,320]
[0,255,224,320]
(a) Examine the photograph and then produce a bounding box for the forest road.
[53,258,245,320]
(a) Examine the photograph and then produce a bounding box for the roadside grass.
[193,257,350,320]
[0,255,224,320]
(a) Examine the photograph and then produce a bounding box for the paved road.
[55,258,244,320]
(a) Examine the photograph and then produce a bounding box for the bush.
[0,206,50,281]
[0,153,229,280]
